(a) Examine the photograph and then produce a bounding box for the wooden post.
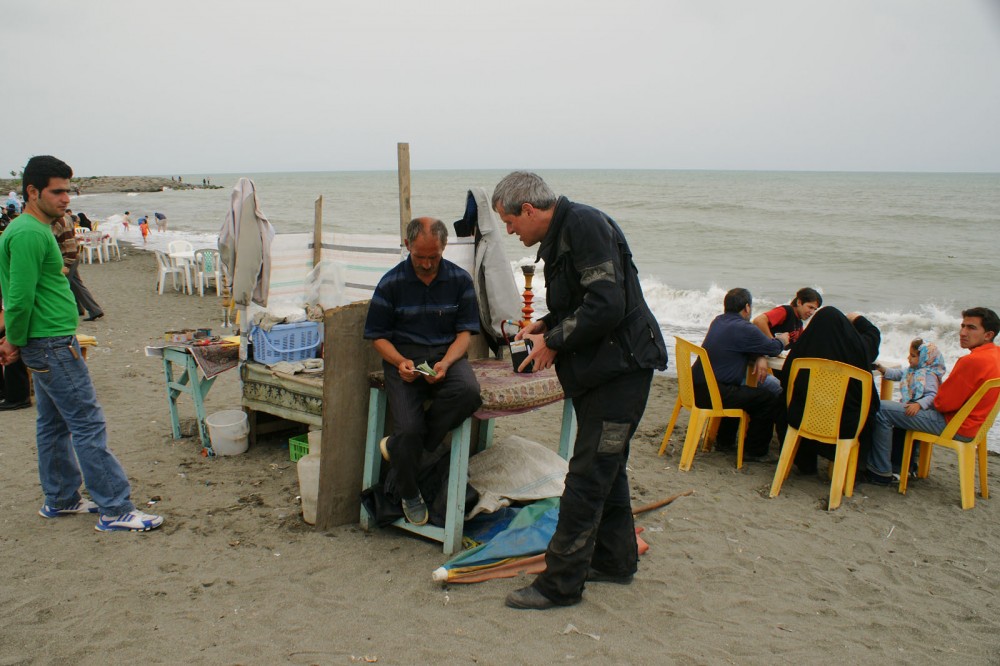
[313,195,323,269]
[315,302,382,529]
[397,142,411,241]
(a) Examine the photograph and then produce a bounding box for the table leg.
[187,354,216,452]
[880,377,895,401]
[361,388,387,530]
[442,417,472,555]
[163,348,217,453]
[163,356,182,440]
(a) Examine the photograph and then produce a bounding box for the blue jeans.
[20,336,134,516]
[868,399,969,475]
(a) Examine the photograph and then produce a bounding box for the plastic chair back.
[660,336,750,469]
[770,357,873,510]
[168,239,194,255]
[933,377,1000,443]
[676,337,729,411]
[785,357,873,444]
[899,377,1000,509]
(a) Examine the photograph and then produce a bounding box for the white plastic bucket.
[205,410,249,456]
[297,452,321,524]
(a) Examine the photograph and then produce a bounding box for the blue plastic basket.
[250,321,322,365]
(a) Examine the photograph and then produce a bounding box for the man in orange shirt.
[866,307,1000,484]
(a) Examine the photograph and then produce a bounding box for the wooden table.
[168,251,195,294]
[759,353,897,400]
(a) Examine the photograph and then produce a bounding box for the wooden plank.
[397,142,411,241]
[313,195,323,269]
[315,301,382,529]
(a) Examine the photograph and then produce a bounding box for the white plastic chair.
[167,240,195,294]
[105,225,122,261]
[81,231,105,264]
[154,250,187,294]
[193,248,222,296]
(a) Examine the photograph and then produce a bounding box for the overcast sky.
[7,1,1000,176]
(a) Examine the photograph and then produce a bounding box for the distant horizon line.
[61,166,1000,179]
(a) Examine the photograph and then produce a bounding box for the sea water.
[70,169,1000,449]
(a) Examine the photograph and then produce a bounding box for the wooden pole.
[631,490,694,516]
[313,195,323,269]
[397,142,411,242]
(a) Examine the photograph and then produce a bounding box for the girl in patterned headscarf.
[876,339,948,416]
[876,339,948,476]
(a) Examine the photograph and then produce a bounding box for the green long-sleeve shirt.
[0,213,79,346]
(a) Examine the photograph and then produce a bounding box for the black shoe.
[83,313,104,322]
[744,452,779,464]
[587,568,634,585]
[860,470,895,487]
[0,399,31,411]
[401,494,428,526]
[505,585,561,610]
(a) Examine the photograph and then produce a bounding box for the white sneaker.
[95,510,164,532]
[39,499,100,518]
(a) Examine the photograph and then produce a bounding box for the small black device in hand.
[509,338,534,373]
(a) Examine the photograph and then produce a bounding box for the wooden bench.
[361,357,576,555]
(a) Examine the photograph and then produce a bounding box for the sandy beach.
[1,246,999,665]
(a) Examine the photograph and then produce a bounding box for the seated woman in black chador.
[778,306,881,475]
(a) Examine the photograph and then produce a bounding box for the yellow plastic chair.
[658,336,750,470]
[898,377,1000,510]
[769,358,873,510]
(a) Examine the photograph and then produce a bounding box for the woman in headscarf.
[777,306,881,475]
[76,212,93,230]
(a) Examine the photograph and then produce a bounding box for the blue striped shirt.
[364,258,479,347]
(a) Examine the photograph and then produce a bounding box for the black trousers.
[382,348,482,499]
[533,369,653,605]
[68,260,103,319]
[694,382,780,457]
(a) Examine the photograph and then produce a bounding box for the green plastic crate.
[289,433,310,462]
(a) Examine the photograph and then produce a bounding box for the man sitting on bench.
[364,217,482,526]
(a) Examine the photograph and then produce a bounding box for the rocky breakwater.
[0,175,223,195]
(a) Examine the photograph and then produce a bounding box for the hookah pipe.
[503,265,537,372]
[502,264,536,342]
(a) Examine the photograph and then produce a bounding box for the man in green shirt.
[0,155,162,533]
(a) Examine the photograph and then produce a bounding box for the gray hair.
[491,171,557,215]
[405,217,448,247]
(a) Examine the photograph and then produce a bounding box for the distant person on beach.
[5,191,21,214]
[138,217,149,244]
[0,155,162,532]
[364,217,482,527]
[697,288,787,460]
[779,307,881,475]
[865,307,1000,486]
[122,211,131,231]
[52,207,103,321]
[493,171,667,611]
[155,212,167,232]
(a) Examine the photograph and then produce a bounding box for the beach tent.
[218,177,275,307]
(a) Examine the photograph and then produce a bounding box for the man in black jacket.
[492,171,667,610]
